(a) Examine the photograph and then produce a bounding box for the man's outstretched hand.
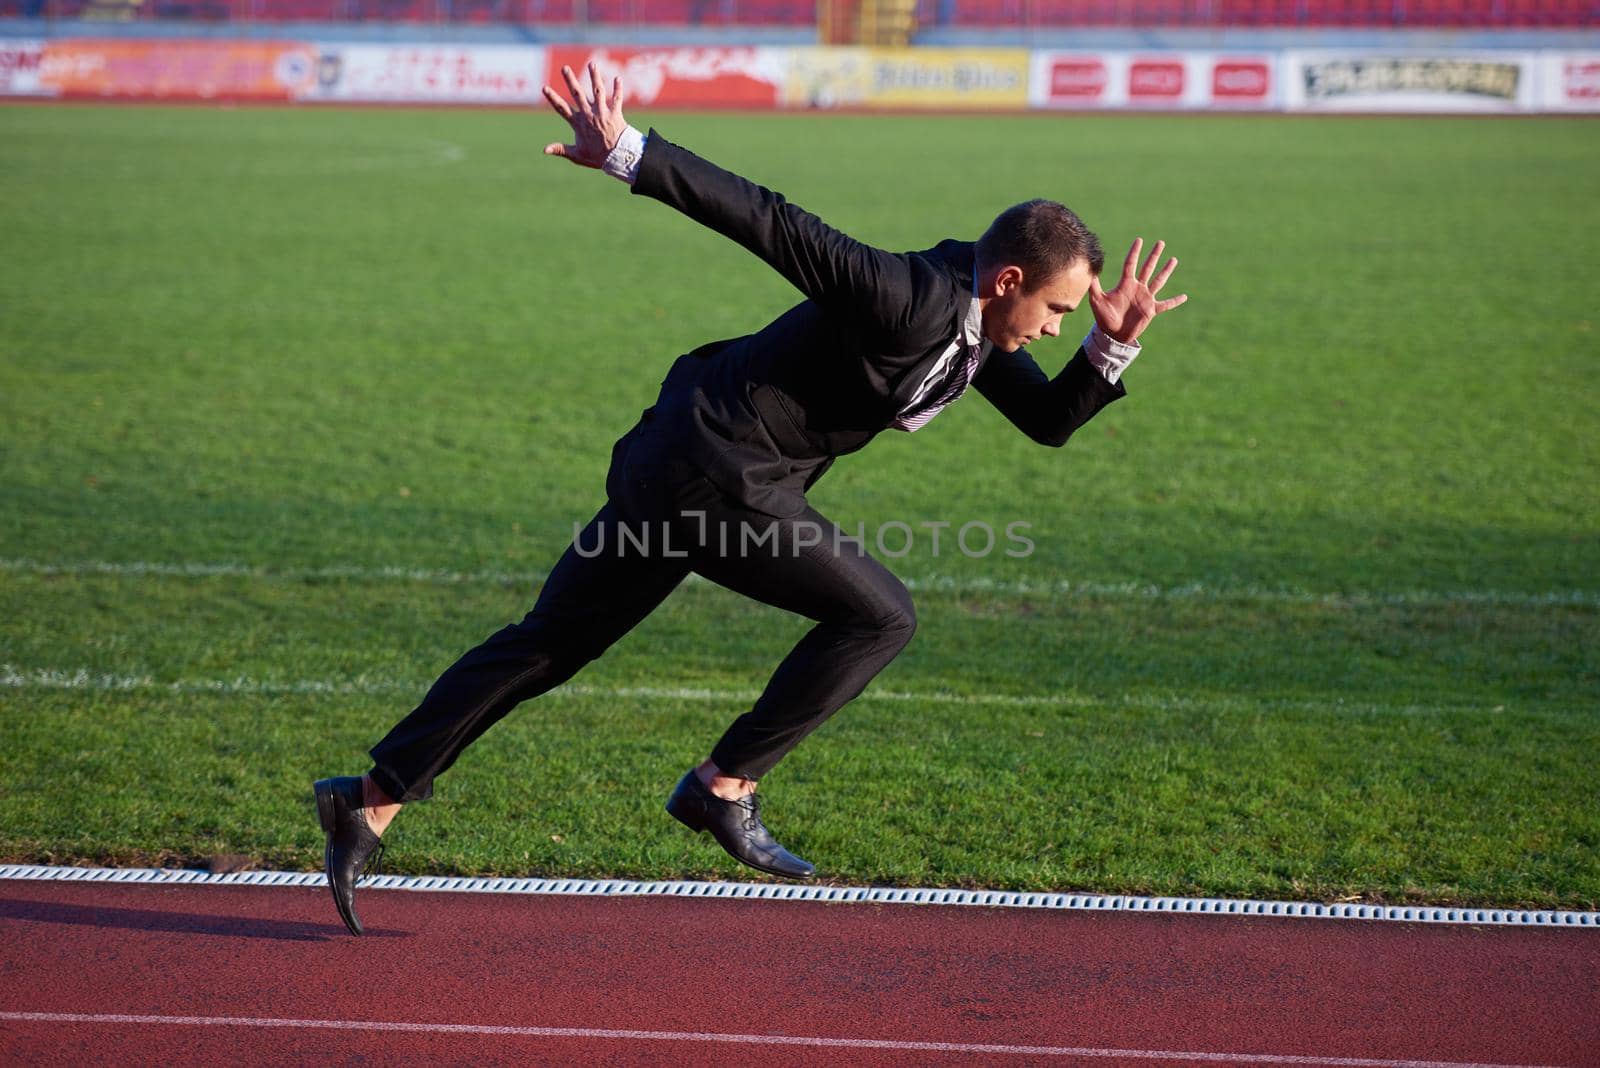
[1089,238,1188,345]
[542,61,629,168]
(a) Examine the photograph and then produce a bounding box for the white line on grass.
[0,663,1520,716]
[3,556,1594,608]
[0,1011,1568,1066]
[0,557,543,585]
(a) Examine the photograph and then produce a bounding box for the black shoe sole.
[314,779,364,936]
[729,855,816,881]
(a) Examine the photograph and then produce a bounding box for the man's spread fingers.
[562,65,589,112]
[1139,240,1165,284]
[612,76,624,112]
[1122,238,1142,279]
[590,62,608,110]
[1156,294,1189,313]
[543,143,571,158]
[1150,257,1178,295]
[542,85,573,120]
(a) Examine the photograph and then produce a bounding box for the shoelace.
[733,791,761,831]
[356,839,387,887]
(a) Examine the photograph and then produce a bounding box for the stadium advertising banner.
[545,47,788,109]
[1283,51,1537,112]
[1540,53,1600,111]
[1029,52,1278,110]
[862,48,1029,109]
[3,40,1588,114]
[786,47,869,109]
[787,47,1029,110]
[0,39,315,101]
[303,46,545,105]
[869,48,1028,110]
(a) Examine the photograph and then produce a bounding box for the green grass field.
[1,105,1596,908]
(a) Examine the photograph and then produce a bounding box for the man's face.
[981,259,1096,353]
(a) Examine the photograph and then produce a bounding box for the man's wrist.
[602,125,647,184]
[1082,324,1140,385]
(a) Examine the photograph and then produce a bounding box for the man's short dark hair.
[976,199,1104,289]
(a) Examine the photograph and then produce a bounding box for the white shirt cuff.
[1082,324,1141,385]
[603,125,647,185]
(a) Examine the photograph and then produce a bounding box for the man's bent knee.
[870,589,917,649]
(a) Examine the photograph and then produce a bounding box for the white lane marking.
[3,865,1594,928]
[3,557,1593,608]
[0,663,1523,717]
[0,1012,1569,1066]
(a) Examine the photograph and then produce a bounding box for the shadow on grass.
[6,481,1596,599]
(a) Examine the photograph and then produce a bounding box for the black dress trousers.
[366,413,915,804]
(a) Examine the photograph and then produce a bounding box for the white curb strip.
[2,865,1593,929]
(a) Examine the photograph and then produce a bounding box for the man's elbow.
[1032,425,1073,448]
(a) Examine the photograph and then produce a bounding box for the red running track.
[0,878,1595,1066]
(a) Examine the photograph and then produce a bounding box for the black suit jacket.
[613,130,1125,518]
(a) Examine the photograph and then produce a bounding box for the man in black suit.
[314,63,1186,935]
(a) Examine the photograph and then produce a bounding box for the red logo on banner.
[1564,61,1600,100]
[547,47,781,109]
[1213,60,1269,99]
[0,46,41,75]
[0,43,43,94]
[1129,60,1184,99]
[1050,59,1108,100]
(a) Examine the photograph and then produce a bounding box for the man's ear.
[992,265,1024,297]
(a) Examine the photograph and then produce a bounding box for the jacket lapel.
[884,240,992,412]
[943,244,997,375]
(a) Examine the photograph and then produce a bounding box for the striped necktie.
[889,340,982,433]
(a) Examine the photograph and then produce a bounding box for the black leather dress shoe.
[313,776,384,935]
[666,771,814,880]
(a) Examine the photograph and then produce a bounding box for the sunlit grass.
[1,106,1595,906]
